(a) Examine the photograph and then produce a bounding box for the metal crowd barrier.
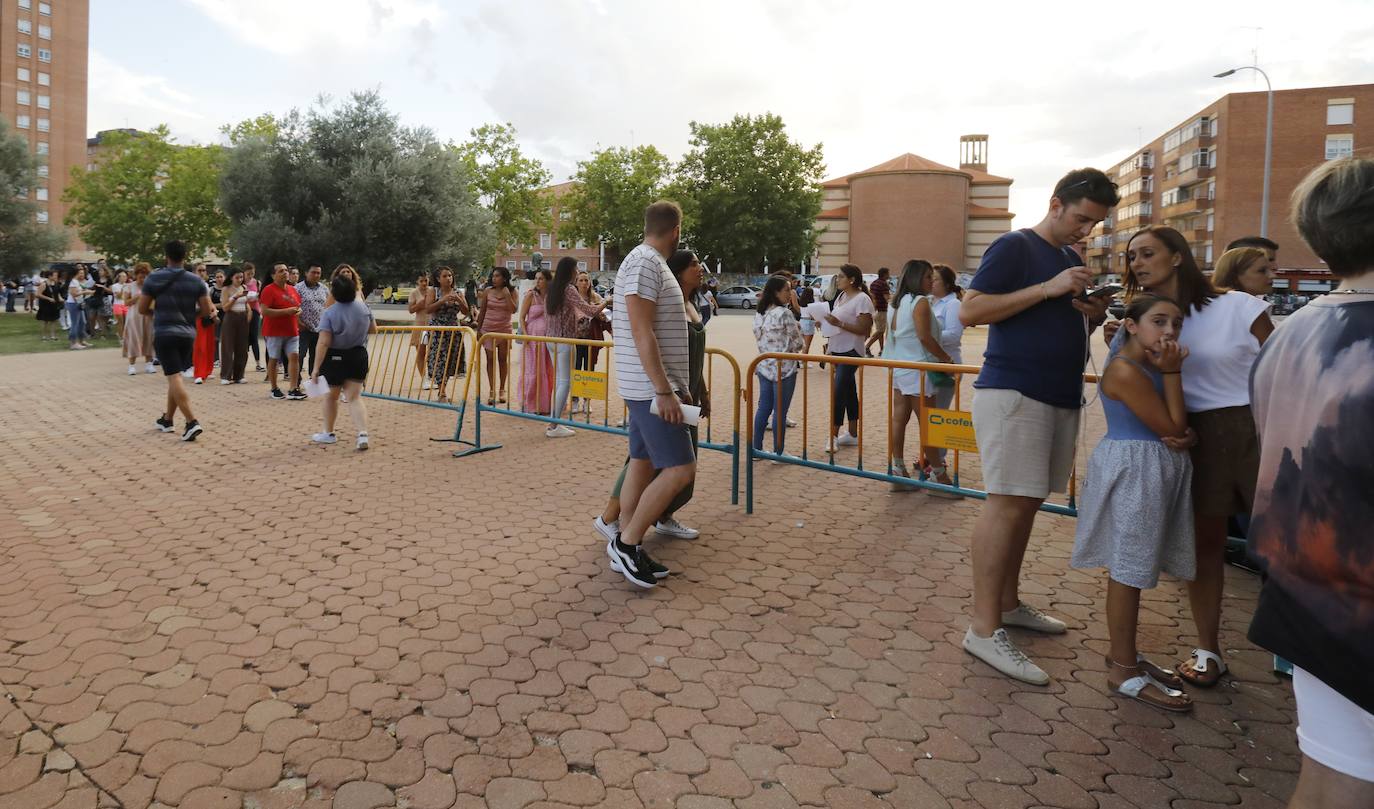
[456,331,743,505]
[744,352,1087,516]
[363,325,480,448]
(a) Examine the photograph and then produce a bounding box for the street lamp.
[1214,65,1273,237]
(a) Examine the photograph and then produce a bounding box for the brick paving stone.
[775,764,839,805]
[332,780,394,809]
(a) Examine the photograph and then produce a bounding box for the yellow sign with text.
[925,408,978,453]
[571,369,608,401]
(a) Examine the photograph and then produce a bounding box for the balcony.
[1118,181,1152,205]
[1115,211,1152,230]
[1186,227,1213,244]
[1115,155,1153,183]
[1159,196,1212,220]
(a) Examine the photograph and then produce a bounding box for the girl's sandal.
[1114,672,1194,713]
[1107,655,1186,690]
[1178,649,1228,688]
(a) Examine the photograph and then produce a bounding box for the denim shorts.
[626,398,695,470]
[265,335,300,362]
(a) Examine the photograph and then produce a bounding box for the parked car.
[381,285,417,304]
[716,285,763,309]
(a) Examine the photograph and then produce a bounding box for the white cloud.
[183,0,446,54]
[87,51,215,143]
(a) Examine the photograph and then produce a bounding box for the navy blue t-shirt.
[142,266,208,341]
[970,229,1087,409]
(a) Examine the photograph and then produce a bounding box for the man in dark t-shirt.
[140,239,213,441]
[863,267,891,355]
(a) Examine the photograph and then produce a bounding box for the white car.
[716,285,763,309]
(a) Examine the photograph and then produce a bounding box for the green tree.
[453,123,551,262]
[675,113,824,272]
[220,113,279,146]
[562,145,672,258]
[0,118,67,275]
[63,126,231,266]
[219,91,493,288]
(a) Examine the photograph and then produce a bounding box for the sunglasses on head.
[1060,178,1118,194]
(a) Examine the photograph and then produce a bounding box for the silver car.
[716,285,762,309]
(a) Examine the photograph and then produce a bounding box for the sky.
[90,0,1374,228]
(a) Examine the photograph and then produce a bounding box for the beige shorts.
[872,310,888,336]
[972,388,1079,499]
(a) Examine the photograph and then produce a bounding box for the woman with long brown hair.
[424,266,469,403]
[476,266,517,406]
[218,269,251,384]
[122,263,155,372]
[882,260,953,491]
[821,264,874,451]
[544,258,611,434]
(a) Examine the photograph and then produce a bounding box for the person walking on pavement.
[141,240,214,441]
[958,168,1119,685]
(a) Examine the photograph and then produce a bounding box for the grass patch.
[0,312,123,355]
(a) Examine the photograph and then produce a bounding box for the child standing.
[1072,294,1196,712]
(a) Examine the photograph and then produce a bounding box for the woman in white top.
[1211,247,1274,298]
[924,264,966,484]
[218,270,252,384]
[881,260,952,491]
[1108,225,1273,688]
[821,264,875,451]
[111,270,129,341]
[752,276,804,455]
[65,267,91,350]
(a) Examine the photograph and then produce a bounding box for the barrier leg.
[453,336,503,458]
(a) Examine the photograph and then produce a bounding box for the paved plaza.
[0,314,1299,808]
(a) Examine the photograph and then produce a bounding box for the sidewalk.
[0,339,1297,809]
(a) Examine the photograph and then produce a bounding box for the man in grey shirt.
[140,240,214,441]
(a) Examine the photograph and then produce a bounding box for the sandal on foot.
[1107,654,1185,690]
[1178,648,1228,688]
[1114,671,1193,713]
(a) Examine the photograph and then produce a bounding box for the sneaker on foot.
[234,378,247,384]
[593,516,619,544]
[1001,602,1068,634]
[654,518,699,540]
[220,378,233,385]
[145,362,157,374]
[421,380,433,390]
[182,369,194,379]
[606,537,658,588]
[356,433,369,451]
[546,425,576,438]
[255,363,265,371]
[962,627,1050,685]
[311,432,337,444]
[155,415,175,433]
[786,418,798,428]
[286,388,307,401]
[181,421,203,442]
[127,365,137,375]
[194,378,204,385]
[269,388,286,400]
[836,431,859,447]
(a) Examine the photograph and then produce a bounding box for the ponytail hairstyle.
[838,263,868,296]
[889,260,933,332]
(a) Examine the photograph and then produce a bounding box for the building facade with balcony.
[0,0,89,257]
[493,181,605,282]
[1086,82,1372,282]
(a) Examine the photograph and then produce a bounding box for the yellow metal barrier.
[458,331,743,504]
[744,352,1086,516]
[363,325,478,445]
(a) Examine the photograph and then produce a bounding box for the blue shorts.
[626,399,695,470]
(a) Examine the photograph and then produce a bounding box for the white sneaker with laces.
[1001,602,1068,634]
[311,432,337,444]
[546,425,575,438]
[593,516,619,544]
[836,431,858,447]
[963,627,1050,685]
[182,369,194,379]
[127,365,136,375]
[356,432,369,450]
[220,378,233,385]
[654,518,699,540]
[421,380,433,390]
[145,363,157,374]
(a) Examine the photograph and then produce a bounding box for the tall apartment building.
[0,0,89,257]
[1087,83,1372,285]
[494,181,605,279]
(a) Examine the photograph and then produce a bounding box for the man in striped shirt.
[604,201,694,589]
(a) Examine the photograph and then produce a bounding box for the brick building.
[494,181,605,280]
[1086,83,1373,284]
[0,0,88,256]
[814,135,1015,275]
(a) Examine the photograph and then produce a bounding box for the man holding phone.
[958,168,1119,684]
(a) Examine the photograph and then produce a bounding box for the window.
[1163,130,1182,153]
[1326,134,1354,161]
[36,118,48,132]
[559,210,569,220]
[38,2,50,14]
[35,188,47,201]
[557,239,568,250]
[1204,244,1213,263]
[17,67,30,82]
[18,19,32,34]
[1207,180,1216,200]
[36,210,48,224]
[539,232,551,249]
[37,24,50,39]
[17,90,30,105]
[540,260,551,270]
[521,261,532,271]
[36,141,48,154]
[1207,213,1214,232]
[19,0,32,9]
[16,115,29,129]
[37,72,48,86]
[36,165,47,177]
[36,94,48,109]
[1327,99,1354,126]
[575,239,586,249]
[37,48,50,63]
[504,260,516,270]
[576,261,587,271]
[17,44,31,58]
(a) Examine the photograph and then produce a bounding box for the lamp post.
[1214,65,1273,237]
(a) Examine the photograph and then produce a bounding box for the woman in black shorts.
[309,271,377,450]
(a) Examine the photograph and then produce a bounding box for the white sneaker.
[836,431,858,447]
[962,627,1050,685]
[311,432,337,444]
[1001,603,1068,635]
[356,433,369,451]
[145,363,157,374]
[593,516,619,544]
[127,365,136,375]
[654,518,699,540]
[421,380,433,390]
[786,418,798,428]
[220,378,233,385]
[546,425,575,438]
[194,378,204,385]
[182,369,194,379]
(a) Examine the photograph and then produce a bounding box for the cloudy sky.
[91,0,1374,227]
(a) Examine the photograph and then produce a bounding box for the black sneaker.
[269,388,286,400]
[606,537,658,588]
[155,415,175,433]
[286,388,307,401]
[181,421,203,442]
